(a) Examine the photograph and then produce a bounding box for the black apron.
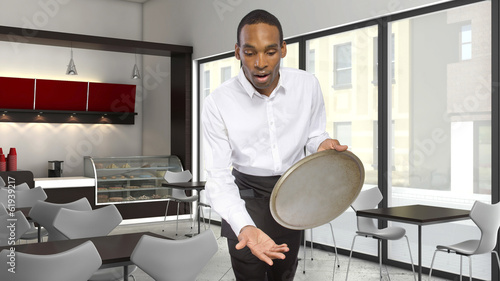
[221,169,299,240]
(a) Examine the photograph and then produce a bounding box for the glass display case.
[84,155,183,205]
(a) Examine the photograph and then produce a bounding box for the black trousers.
[222,170,301,281]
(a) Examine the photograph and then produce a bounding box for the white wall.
[143,0,453,60]
[0,0,145,177]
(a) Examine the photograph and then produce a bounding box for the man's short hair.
[236,9,283,46]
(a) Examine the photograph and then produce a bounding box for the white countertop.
[34,176,95,189]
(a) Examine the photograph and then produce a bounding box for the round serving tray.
[270,150,364,230]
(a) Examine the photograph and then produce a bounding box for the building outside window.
[333,43,352,88]
[220,66,231,83]
[461,24,472,61]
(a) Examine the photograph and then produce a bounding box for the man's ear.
[235,43,241,60]
[281,41,287,58]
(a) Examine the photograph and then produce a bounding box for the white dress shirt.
[202,67,330,236]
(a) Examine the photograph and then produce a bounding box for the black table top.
[0,232,169,266]
[356,204,470,225]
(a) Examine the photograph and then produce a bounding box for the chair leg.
[345,235,360,281]
[303,229,307,274]
[467,256,472,281]
[428,250,438,281]
[493,251,500,272]
[459,255,463,281]
[403,235,416,281]
[207,207,212,228]
[328,222,340,268]
[378,239,384,281]
[162,200,171,232]
[176,202,180,236]
[311,229,314,261]
[302,228,315,274]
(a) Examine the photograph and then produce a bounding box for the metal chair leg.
[428,250,438,281]
[162,200,171,232]
[403,235,416,281]
[328,223,340,268]
[175,201,180,236]
[345,235,360,281]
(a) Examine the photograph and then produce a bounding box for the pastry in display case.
[84,155,183,205]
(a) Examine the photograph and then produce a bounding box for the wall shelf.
[0,109,137,124]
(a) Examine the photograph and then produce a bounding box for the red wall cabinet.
[0,77,137,124]
[0,77,35,109]
[88,82,136,113]
[35,79,88,111]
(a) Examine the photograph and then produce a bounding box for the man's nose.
[255,54,267,69]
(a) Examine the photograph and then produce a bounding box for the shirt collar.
[238,68,285,99]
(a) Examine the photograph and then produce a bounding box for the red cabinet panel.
[88,83,136,113]
[0,77,35,109]
[35,79,88,111]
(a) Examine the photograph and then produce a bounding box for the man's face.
[235,23,287,96]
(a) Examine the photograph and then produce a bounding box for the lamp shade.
[132,64,141,79]
[66,58,78,75]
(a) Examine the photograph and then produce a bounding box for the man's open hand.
[236,226,289,266]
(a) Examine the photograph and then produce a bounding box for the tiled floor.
[111,220,447,281]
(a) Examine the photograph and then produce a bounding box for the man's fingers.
[235,237,248,250]
[334,144,348,151]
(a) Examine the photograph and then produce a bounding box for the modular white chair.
[0,240,102,281]
[429,201,500,281]
[29,198,92,241]
[53,204,137,281]
[131,229,218,281]
[0,185,47,208]
[0,184,49,241]
[0,210,31,246]
[345,187,416,281]
[163,170,211,235]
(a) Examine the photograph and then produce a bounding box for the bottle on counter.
[7,148,17,171]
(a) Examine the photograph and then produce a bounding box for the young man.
[202,9,347,280]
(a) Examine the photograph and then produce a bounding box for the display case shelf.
[84,155,183,205]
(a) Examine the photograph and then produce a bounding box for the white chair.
[0,185,49,242]
[53,204,137,281]
[163,170,211,235]
[0,185,47,208]
[429,201,500,281]
[131,229,218,281]
[303,223,340,274]
[0,240,102,281]
[29,198,92,241]
[346,187,416,281]
[0,210,31,246]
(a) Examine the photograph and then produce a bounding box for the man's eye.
[244,52,254,56]
[267,51,276,56]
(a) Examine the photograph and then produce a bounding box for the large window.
[389,2,491,279]
[306,23,380,258]
[197,1,494,279]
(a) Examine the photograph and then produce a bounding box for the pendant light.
[132,53,141,79]
[66,45,78,75]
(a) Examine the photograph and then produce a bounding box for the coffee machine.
[48,161,64,177]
